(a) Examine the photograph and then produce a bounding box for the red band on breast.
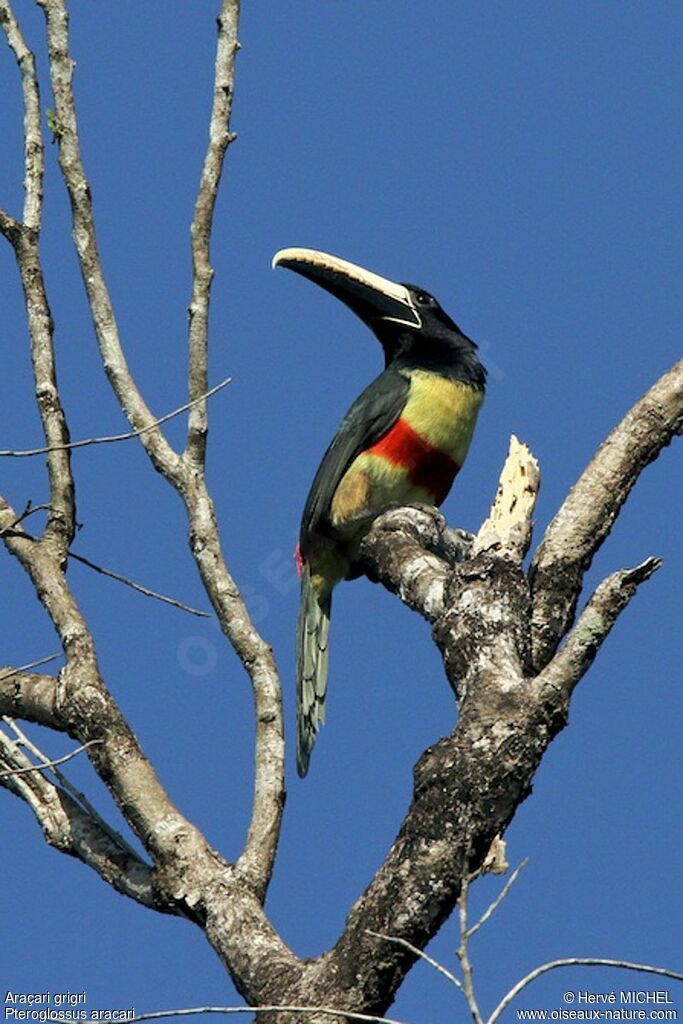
[367,418,460,505]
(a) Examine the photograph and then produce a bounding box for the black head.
[273,248,485,389]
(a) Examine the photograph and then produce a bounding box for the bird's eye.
[414,291,432,306]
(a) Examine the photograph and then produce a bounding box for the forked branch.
[0,727,162,909]
[35,0,283,904]
[530,358,683,669]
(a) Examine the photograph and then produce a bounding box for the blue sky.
[1,2,681,1021]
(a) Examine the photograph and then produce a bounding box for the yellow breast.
[401,370,484,464]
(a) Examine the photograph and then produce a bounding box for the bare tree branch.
[0,377,231,457]
[4,715,142,860]
[537,557,663,703]
[1,501,52,531]
[35,0,285,905]
[488,959,683,1024]
[0,737,100,777]
[185,0,239,467]
[359,506,466,622]
[0,491,243,926]
[366,931,463,992]
[61,1007,407,1024]
[0,665,62,729]
[1,0,75,553]
[36,0,183,483]
[3,4,296,1000]
[456,872,484,1024]
[69,550,211,619]
[0,653,63,679]
[0,0,43,227]
[175,0,287,898]
[466,857,529,940]
[530,358,683,670]
[0,512,209,618]
[0,728,164,910]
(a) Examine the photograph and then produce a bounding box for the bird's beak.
[272,248,421,330]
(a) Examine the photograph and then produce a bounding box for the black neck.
[382,330,486,390]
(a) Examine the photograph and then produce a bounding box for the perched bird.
[273,248,486,776]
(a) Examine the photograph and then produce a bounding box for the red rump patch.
[367,418,460,506]
[294,543,304,576]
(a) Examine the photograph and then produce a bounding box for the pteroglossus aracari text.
[273,247,486,776]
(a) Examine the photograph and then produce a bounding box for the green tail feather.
[296,564,332,777]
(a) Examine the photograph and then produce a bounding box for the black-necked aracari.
[273,247,486,776]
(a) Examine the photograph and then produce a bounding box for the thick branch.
[359,507,455,621]
[0,667,62,728]
[298,429,656,1018]
[530,359,683,670]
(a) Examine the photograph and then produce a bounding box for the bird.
[272,247,486,776]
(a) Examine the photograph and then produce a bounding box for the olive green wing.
[299,367,410,551]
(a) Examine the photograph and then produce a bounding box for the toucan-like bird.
[273,248,486,776]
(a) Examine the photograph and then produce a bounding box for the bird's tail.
[296,563,332,777]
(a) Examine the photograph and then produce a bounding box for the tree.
[1,3,680,1022]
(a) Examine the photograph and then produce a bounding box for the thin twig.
[467,858,529,940]
[488,959,683,1024]
[0,377,232,458]
[39,1006,408,1024]
[0,653,63,682]
[0,738,100,777]
[69,551,210,618]
[366,930,463,991]
[6,502,52,529]
[457,872,485,1024]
